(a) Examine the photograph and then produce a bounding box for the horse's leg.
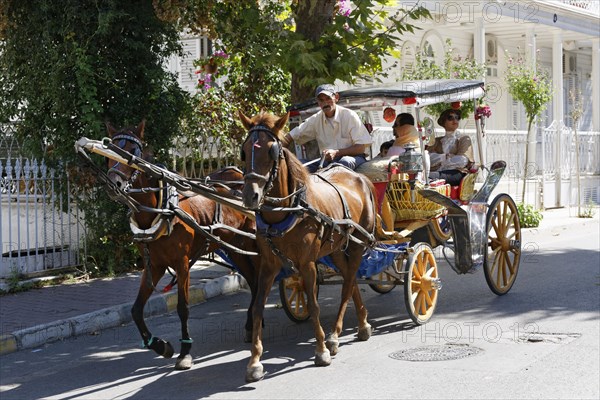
[301,260,330,367]
[326,251,372,355]
[324,257,356,356]
[230,249,258,343]
[352,281,372,341]
[175,256,193,370]
[246,264,277,382]
[132,264,173,358]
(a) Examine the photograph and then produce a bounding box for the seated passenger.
[376,140,394,158]
[427,109,474,186]
[283,84,372,173]
[387,113,420,157]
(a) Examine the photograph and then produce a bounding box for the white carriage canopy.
[288,79,485,117]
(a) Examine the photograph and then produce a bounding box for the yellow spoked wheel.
[484,194,522,295]
[279,273,314,322]
[367,267,396,294]
[403,243,441,325]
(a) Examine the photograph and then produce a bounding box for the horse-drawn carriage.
[74,79,520,382]
[277,79,522,325]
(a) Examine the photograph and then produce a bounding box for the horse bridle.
[241,125,283,195]
[107,131,144,187]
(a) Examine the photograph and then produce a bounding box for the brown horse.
[239,110,377,382]
[105,121,258,370]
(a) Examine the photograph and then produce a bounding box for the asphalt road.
[0,217,598,399]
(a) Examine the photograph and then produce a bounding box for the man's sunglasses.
[447,115,461,121]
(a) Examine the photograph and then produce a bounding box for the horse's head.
[239,110,289,210]
[105,120,146,199]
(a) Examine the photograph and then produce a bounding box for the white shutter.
[177,36,212,93]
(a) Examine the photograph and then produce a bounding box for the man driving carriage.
[283,83,372,173]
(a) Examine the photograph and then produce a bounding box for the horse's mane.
[282,148,309,184]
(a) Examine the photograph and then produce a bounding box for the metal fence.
[1,125,86,279]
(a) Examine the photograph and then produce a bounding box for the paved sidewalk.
[0,260,246,355]
[0,206,597,356]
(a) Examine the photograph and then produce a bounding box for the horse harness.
[103,131,259,292]
[242,124,283,198]
[243,125,376,274]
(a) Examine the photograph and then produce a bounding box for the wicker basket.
[385,180,449,221]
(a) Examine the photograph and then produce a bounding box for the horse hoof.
[357,323,372,341]
[175,354,193,370]
[326,336,339,356]
[314,349,331,367]
[245,364,265,382]
[162,342,175,358]
[244,329,252,343]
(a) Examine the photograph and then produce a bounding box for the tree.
[504,51,553,203]
[0,1,189,275]
[156,0,430,103]
[158,0,430,160]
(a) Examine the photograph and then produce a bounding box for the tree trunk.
[289,0,336,160]
[290,0,336,104]
[574,126,582,216]
[521,119,534,203]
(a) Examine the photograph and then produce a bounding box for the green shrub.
[517,203,543,228]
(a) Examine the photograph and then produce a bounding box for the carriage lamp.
[395,143,423,187]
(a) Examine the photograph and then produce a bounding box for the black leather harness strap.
[313,172,352,221]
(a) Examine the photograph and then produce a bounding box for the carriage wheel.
[279,273,315,322]
[484,194,522,295]
[403,243,440,325]
[367,268,396,294]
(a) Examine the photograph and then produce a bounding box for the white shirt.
[289,105,372,153]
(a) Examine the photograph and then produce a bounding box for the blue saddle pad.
[318,242,409,278]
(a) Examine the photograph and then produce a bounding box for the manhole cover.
[389,344,483,362]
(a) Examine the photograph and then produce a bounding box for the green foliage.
[401,39,486,118]
[0,1,190,275]
[78,189,141,277]
[504,51,553,131]
[159,0,431,102]
[517,203,543,228]
[179,1,292,168]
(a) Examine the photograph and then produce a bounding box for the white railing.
[170,135,239,178]
[0,158,86,279]
[542,121,600,178]
[558,0,600,15]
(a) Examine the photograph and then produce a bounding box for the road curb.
[1,273,247,356]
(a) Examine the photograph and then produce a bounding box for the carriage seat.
[430,167,478,205]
